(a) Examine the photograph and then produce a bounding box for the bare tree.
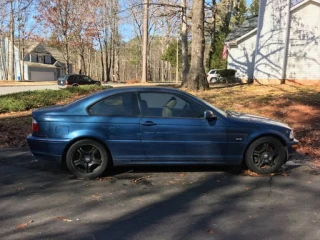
[180,0,189,83]
[182,0,209,90]
[17,0,35,81]
[38,0,77,74]
[141,0,149,83]
[8,0,14,80]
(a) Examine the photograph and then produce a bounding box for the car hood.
[227,111,289,128]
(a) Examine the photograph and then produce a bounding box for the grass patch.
[0,85,111,114]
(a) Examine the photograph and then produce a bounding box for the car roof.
[65,86,195,110]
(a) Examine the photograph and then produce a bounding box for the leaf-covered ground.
[1,84,319,166]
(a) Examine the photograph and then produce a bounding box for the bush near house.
[0,85,111,114]
[216,69,237,78]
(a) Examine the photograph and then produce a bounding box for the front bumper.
[287,138,299,159]
[27,134,70,162]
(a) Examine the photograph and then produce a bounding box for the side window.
[139,92,205,118]
[88,92,139,117]
[83,76,91,83]
[77,76,84,83]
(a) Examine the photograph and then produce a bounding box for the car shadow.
[100,163,303,179]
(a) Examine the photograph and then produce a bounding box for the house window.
[291,0,305,7]
[45,55,51,64]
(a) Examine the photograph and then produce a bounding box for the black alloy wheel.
[245,136,286,174]
[66,139,108,178]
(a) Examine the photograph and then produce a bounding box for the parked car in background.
[58,74,101,87]
[27,86,298,179]
[206,69,220,83]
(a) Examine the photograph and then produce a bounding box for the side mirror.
[204,110,217,120]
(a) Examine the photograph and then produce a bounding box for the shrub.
[0,85,112,114]
[216,69,237,78]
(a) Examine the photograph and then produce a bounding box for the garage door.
[30,71,55,81]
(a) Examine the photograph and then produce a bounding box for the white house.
[226,0,320,85]
[0,38,72,81]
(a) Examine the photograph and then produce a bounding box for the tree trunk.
[21,36,25,81]
[206,0,217,70]
[9,0,15,81]
[182,0,209,90]
[181,0,189,84]
[141,0,149,83]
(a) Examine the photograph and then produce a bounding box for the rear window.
[88,92,139,117]
[58,76,67,81]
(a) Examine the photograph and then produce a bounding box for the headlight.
[289,130,294,140]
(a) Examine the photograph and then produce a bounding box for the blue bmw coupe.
[27,86,298,178]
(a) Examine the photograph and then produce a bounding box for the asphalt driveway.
[0,147,319,240]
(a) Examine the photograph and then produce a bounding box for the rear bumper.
[27,134,70,162]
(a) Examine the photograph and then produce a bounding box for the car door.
[138,91,228,163]
[87,92,144,163]
[77,75,84,85]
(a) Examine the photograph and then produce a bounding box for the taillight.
[32,118,40,132]
[66,81,69,85]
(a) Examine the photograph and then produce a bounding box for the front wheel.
[245,136,286,174]
[66,139,108,178]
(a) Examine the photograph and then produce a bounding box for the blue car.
[27,86,298,178]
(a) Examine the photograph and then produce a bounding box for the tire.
[72,83,79,87]
[66,139,108,178]
[210,77,217,83]
[245,136,286,174]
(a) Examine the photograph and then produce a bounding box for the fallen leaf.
[307,181,312,184]
[131,175,151,183]
[99,177,117,181]
[179,173,185,177]
[16,223,28,229]
[91,194,102,201]
[56,216,73,222]
[245,187,251,190]
[207,229,215,234]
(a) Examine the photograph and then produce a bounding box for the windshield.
[58,75,67,81]
[200,99,227,117]
[183,91,227,117]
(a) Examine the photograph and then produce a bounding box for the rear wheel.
[210,77,217,83]
[66,139,108,178]
[245,136,286,174]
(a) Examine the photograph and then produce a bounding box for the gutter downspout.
[281,0,292,84]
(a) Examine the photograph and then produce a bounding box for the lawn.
[0,84,319,164]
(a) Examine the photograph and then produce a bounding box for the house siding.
[287,2,320,82]
[0,37,72,81]
[227,33,257,82]
[254,0,291,83]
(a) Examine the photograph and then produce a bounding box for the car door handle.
[141,121,157,126]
